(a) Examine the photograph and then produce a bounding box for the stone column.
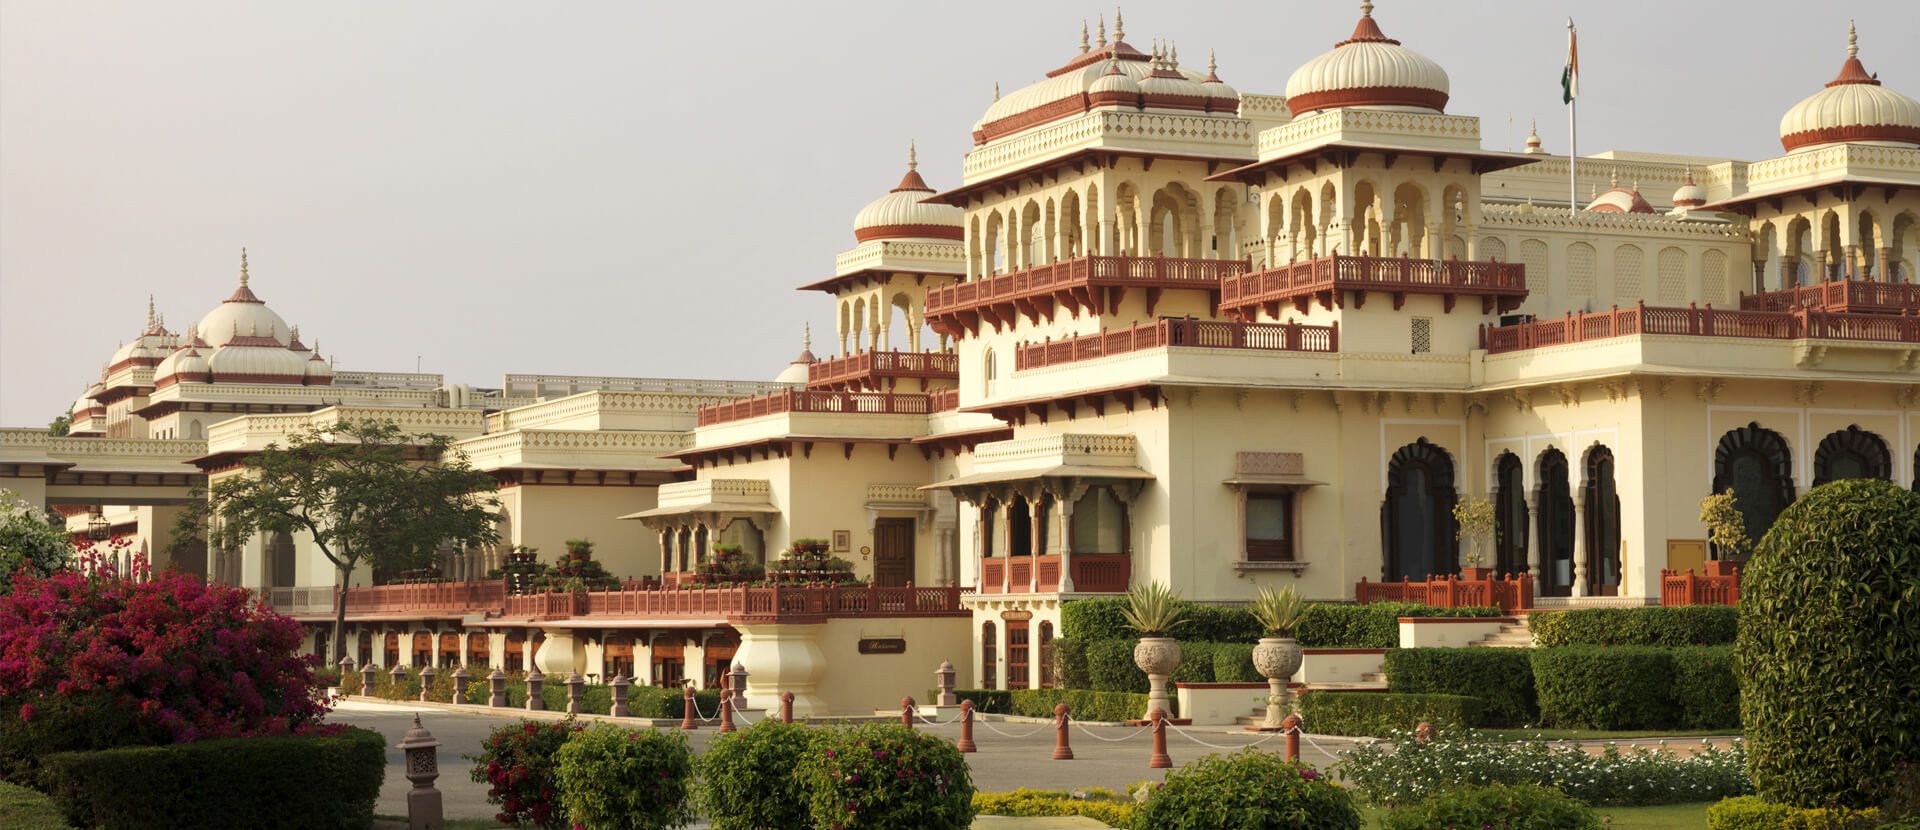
[1880,247,1896,283]
[634,635,655,685]
[487,631,508,672]
[734,622,828,717]
[1056,493,1076,593]
[345,625,364,669]
[1525,495,1543,593]
[686,636,708,690]
[1570,489,1590,598]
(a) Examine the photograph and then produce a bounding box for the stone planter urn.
[1252,636,1304,728]
[1133,637,1182,720]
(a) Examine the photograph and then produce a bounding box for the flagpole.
[1566,19,1578,212]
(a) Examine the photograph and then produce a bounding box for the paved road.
[333,700,1351,820]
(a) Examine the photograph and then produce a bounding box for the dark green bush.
[554,723,695,830]
[1136,750,1361,830]
[1380,783,1600,830]
[973,788,1138,829]
[1671,646,1741,730]
[1297,692,1485,737]
[1740,479,1920,810]
[1052,638,1091,689]
[1211,643,1260,682]
[42,727,385,830]
[1530,647,1677,730]
[1062,598,1262,643]
[1704,795,1881,829]
[1169,642,1217,684]
[1011,688,1162,722]
[1065,598,1498,647]
[1181,604,1264,642]
[1385,648,1535,726]
[469,719,580,829]
[1531,606,1740,647]
[795,723,975,830]
[1061,598,1135,641]
[1084,639,1147,693]
[627,686,723,720]
[943,689,1013,714]
[1296,603,1503,648]
[698,719,817,830]
[0,692,168,787]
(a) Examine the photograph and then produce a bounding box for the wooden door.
[1006,620,1030,689]
[874,518,915,588]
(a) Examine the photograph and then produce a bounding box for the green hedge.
[1672,647,1741,730]
[1384,648,1535,727]
[1380,783,1600,830]
[941,689,1013,714]
[1061,598,1262,643]
[457,674,720,719]
[1211,643,1260,682]
[1296,603,1503,649]
[1704,795,1881,829]
[1530,647,1678,730]
[1531,607,1739,647]
[1063,598,1501,648]
[1012,688,1162,722]
[1297,692,1485,737]
[43,727,385,830]
[1169,642,1218,684]
[1084,639,1147,693]
[1052,639,1091,689]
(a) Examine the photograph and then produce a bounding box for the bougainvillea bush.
[0,558,329,780]
[467,719,581,829]
[794,723,976,830]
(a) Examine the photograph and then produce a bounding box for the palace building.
[4,4,1918,715]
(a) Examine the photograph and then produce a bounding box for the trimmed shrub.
[1338,726,1753,807]
[1385,648,1535,726]
[1067,598,1498,647]
[42,727,384,830]
[1379,783,1600,830]
[1531,606,1739,647]
[1530,647,1678,730]
[1011,688,1162,722]
[973,788,1138,829]
[1169,641,1217,684]
[1061,598,1134,641]
[1740,478,1920,809]
[1296,603,1504,649]
[1672,646,1741,730]
[1085,639,1147,693]
[343,664,458,703]
[1705,795,1881,829]
[1211,643,1260,682]
[1137,750,1361,830]
[467,719,583,829]
[1297,691,1485,737]
[942,689,1013,714]
[553,723,695,830]
[0,691,168,787]
[1052,638,1091,689]
[795,723,975,830]
[698,719,817,830]
[1181,604,1264,643]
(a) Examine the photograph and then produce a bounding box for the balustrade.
[975,553,1130,594]
[696,389,935,426]
[1223,254,1527,315]
[335,579,968,622]
[1481,301,1920,354]
[1355,572,1533,614]
[1740,281,1920,315]
[1660,568,1740,606]
[1014,318,1337,371]
[807,350,960,388]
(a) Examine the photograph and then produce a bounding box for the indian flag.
[1561,20,1579,104]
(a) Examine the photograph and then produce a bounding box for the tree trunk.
[331,563,353,665]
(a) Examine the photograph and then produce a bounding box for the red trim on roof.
[854,223,965,243]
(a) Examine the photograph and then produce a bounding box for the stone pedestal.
[734,622,828,718]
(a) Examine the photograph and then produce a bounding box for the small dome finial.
[1208,49,1218,76]
[239,247,250,286]
[908,140,917,171]
[1113,7,1124,42]
[1609,167,1618,188]
[993,82,1000,101]
[1360,0,1374,18]
[803,323,812,352]
[146,295,156,330]
[1096,14,1107,47]
[1524,119,1543,153]
[1683,165,1695,185]
[290,324,300,342]
[1170,42,1179,68]
[1079,20,1089,53]
[1847,19,1857,59]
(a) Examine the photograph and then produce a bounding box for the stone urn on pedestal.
[1249,585,1307,729]
[1122,581,1188,721]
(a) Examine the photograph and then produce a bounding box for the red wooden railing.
[1481,301,1920,354]
[977,554,1131,594]
[807,350,960,387]
[1014,317,1338,370]
[342,580,508,614]
[1222,254,1528,311]
[926,255,1250,314]
[1355,572,1534,614]
[1660,568,1740,606]
[929,388,961,412]
[696,390,934,426]
[338,579,968,622]
[1068,554,1132,593]
[1740,281,1920,315]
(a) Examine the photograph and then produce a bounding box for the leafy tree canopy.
[0,490,72,594]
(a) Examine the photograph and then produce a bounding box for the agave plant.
[1249,585,1305,637]
[1121,581,1187,637]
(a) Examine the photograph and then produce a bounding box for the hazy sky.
[3,1,1914,425]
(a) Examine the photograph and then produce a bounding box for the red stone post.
[1052,704,1074,760]
[780,691,794,724]
[901,697,916,728]
[719,691,736,733]
[957,700,976,753]
[1148,709,1172,769]
[680,683,697,730]
[1415,721,1434,743]
[1282,714,1301,762]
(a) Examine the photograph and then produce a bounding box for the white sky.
[3,0,1914,425]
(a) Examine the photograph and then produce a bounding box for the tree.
[180,419,499,662]
[1698,489,1751,561]
[0,489,73,593]
[47,413,72,437]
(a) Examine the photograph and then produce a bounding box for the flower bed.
[973,788,1140,829]
[1337,727,1752,807]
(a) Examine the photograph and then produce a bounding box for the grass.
[1361,801,1710,828]
[0,781,74,830]
[1474,727,1740,741]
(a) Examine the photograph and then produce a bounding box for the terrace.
[695,389,936,427]
[1220,254,1527,318]
[1739,281,1920,315]
[1480,301,1920,354]
[925,254,1250,337]
[322,579,969,625]
[806,349,959,391]
[1013,317,1338,371]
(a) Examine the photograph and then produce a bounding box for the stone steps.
[1469,618,1535,648]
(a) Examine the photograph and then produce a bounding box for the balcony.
[1220,254,1527,318]
[807,350,959,391]
[1014,317,1338,371]
[1661,567,1740,606]
[1480,301,1920,354]
[337,580,508,616]
[1355,572,1534,614]
[330,579,968,624]
[926,255,1251,337]
[979,553,1132,594]
[695,390,934,427]
[1739,281,1920,315]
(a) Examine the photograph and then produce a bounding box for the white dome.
[1284,4,1449,116]
[852,149,963,243]
[1672,169,1708,208]
[773,361,810,385]
[208,343,307,381]
[196,250,292,349]
[156,347,211,385]
[304,352,334,383]
[1780,24,1920,152]
[1089,62,1140,97]
[973,35,1235,143]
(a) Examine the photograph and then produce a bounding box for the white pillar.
[735,622,828,717]
[1525,496,1543,593]
[686,637,708,689]
[1571,491,1590,598]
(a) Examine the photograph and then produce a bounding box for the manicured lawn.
[0,781,74,830]
[1360,801,1710,828]
[1476,727,1740,742]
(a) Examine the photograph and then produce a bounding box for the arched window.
[1536,448,1575,597]
[981,621,998,691]
[718,518,766,563]
[1493,452,1527,577]
[1812,425,1891,486]
[1008,495,1033,557]
[1070,487,1128,554]
[1711,423,1795,558]
[1038,621,1056,688]
[1381,439,1457,581]
[980,499,999,557]
[982,349,997,396]
[268,531,296,589]
[1583,446,1622,597]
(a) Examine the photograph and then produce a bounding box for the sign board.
[999,610,1034,621]
[857,638,906,655]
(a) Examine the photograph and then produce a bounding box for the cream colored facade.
[7,5,1920,709]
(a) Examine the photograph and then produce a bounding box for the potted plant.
[1122,581,1187,720]
[1699,489,1749,577]
[1452,497,1496,579]
[1248,586,1306,729]
[564,538,595,563]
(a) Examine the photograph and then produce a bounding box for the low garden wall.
[1396,616,1515,648]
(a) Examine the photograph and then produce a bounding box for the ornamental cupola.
[1523,120,1545,154]
[1779,21,1920,153]
[153,325,213,388]
[1585,170,1656,215]
[303,340,334,385]
[194,248,292,350]
[850,144,964,243]
[1284,1,1450,116]
[1671,167,1708,208]
[1136,42,1209,111]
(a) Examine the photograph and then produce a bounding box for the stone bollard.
[565,672,584,715]
[361,661,378,695]
[487,669,507,708]
[956,700,976,753]
[609,674,631,718]
[680,683,698,730]
[390,663,407,697]
[525,668,545,712]
[337,655,355,684]
[396,714,444,830]
[779,691,794,724]
[1052,704,1074,761]
[1415,721,1434,744]
[419,665,437,702]
[1282,714,1302,762]
[728,663,748,712]
[451,667,470,704]
[719,692,736,733]
[935,660,957,706]
[1148,709,1172,769]
[901,697,916,728]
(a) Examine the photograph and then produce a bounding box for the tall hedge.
[1530,606,1739,647]
[1063,598,1502,649]
[1297,603,1503,649]
[1298,692,1485,737]
[1738,478,1920,809]
[1529,647,1678,730]
[1671,646,1740,730]
[1384,648,1535,726]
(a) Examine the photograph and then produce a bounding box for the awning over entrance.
[920,464,1155,490]
[621,502,780,521]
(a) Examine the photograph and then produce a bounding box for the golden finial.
[1079,20,1089,53]
[1113,7,1124,42]
[908,140,917,171]
[239,247,250,286]
[1847,19,1857,58]
[1096,14,1107,47]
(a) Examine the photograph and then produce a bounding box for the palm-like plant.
[1249,585,1305,637]
[1121,581,1187,637]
